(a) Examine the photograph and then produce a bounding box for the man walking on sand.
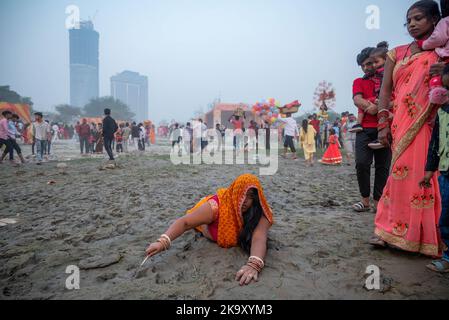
[102,108,118,161]
[0,114,26,164]
[78,119,91,155]
[0,111,13,164]
[131,122,140,151]
[122,122,131,153]
[277,113,299,160]
[32,112,51,165]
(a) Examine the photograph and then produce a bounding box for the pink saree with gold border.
[374,44,442,257]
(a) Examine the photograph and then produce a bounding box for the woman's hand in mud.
[235,265,259,286]
[378,127,392,147]
[430,62,446,77]
[145,242,164,258]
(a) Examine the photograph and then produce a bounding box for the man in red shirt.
[309,114,321,149]
[78,119,91,155]
[352,47,392,213]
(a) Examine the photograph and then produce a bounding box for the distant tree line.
[0,86,34,108]
[1,86,135,124]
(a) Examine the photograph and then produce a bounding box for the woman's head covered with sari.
[216,174,273,250]
[188,174,273,250]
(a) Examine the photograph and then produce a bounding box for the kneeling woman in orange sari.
[145,174,274,286]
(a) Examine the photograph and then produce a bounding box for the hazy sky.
[0,0,418,122]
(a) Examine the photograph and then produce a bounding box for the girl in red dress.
[320,129,342,165]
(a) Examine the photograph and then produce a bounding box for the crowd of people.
[0,108,160,165]
[74,119,156,156]
[164,110,361,168]
[0,103,370,167]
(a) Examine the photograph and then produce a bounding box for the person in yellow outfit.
[299,119,317,166]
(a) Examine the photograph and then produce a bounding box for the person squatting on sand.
[145,174,274,286]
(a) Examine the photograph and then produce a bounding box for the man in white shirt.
[278,114,299,160]
[192,119,207,153]
[33,112,51,164]
[138,124,146,151]
[201,121,208,152]
[52,123,59,142]
[182,122,193,154]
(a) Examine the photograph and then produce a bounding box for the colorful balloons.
[251,98,284,123]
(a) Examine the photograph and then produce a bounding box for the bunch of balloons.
[251,98,281,124]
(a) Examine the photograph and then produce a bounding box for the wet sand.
[1,140,448,300]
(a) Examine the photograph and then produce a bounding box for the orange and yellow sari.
[186,174,274,248]
[375,45,442,257]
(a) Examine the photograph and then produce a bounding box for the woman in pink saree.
[371,0,444,257]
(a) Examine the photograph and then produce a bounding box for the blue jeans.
[439,174,449,262]
[104,136,115,160]
[35,139,47,162]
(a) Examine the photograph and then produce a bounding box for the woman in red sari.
[371,0,444,257]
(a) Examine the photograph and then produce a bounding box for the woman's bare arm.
[377,55,395,147]
[164,202,215,242]
[378,57,395,111]
[235,216,271,286]
[146,202,215,257]
[249,216,271,261]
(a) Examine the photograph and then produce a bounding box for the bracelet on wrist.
[157,234,172,251]
[377,121,390,130]
[247,256,265,273]
[377,109,393,120]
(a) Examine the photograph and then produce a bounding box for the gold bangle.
[161,234,172,247]
[249,256,265,268]
[157,237,170,251]
[247,262,262,273]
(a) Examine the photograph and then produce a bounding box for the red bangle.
[377,121,390,130]
[247,262,262,273]
[377,109,392,120]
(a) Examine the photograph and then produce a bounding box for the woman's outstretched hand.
[145,242,165,258]
[235,265,259,286]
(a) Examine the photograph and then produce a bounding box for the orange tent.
[81,117,127,126]
[0,103,31,123]
[82,117,103,125]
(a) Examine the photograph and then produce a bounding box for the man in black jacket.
[131,122,140,150]
[102,108,118,161]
